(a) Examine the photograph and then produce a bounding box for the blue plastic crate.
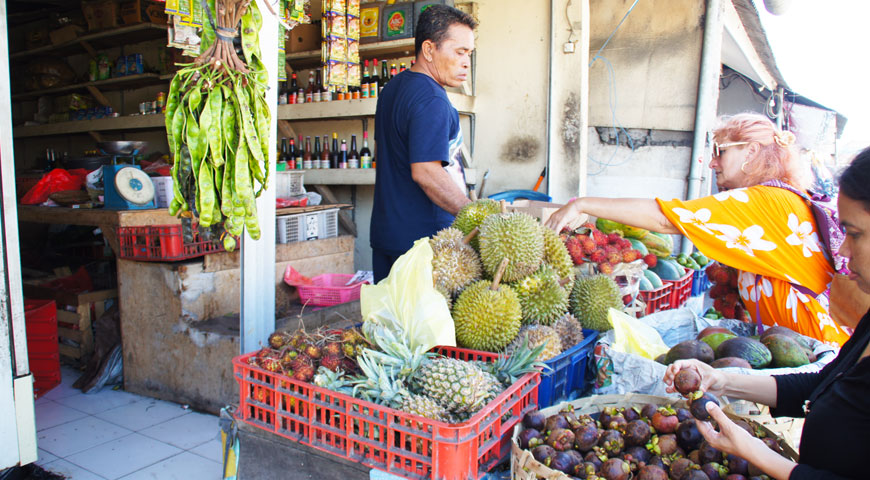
[691,264,711,296]
[537,329,598,408]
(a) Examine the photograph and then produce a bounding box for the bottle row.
[277,57,412,105]
[279,130,373,170]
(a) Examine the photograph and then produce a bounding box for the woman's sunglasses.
[712,141,749,157]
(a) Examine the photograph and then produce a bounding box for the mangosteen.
[518,428,544,450]
[637,464,669,480]
[624,419,652,446]
[561,410,581,428]
[668,458,698,480]
[690,393,720,421]
[725,475,748,480]
[624,406,641,422]
[574,461,599,479]
[607,413,628,433]
[598,429,625,456]
[531,445,556,465]
[546,428,576,451]
[641,403,659,420]
[522,410,546,431]
[647,455,666,469]
[651,407,679,433]
[674,368,702,395]
[676,419,704,451]
[761,437,783,453]
[725,454,749,476]
[550,450,581,474]
[599,407,620,427]
[599,458,631,480]
[585,449,606,470]
[688,449,701,464]
[624,445,652,464]
[698,441,723,465]
[702,462,729,480]
[676,407,693,422]
[573,423,601,452]
[545,414,570,433]
[656,434,678,456]
[682,471,712,480]
[576,413,596,426]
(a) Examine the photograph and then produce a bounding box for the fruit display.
[570,275,624,332]
[657,325,814,370]
[249,325,368,382]
[705,263,749,321]
[452,260,523,352]
[512,396,794,480]
[562,223,654,275]
[430,227,483,296]
[479,211,545,282]
[649,257,688,281]
[453,199,502,250]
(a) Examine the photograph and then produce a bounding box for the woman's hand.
[695,402,759,457]
[663,359,729,398]
[544,199,583,232]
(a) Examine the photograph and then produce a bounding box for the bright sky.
[756,0,870,155]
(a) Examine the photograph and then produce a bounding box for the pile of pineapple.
[432,200,626,359]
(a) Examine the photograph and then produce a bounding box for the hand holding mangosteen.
[694,399,763,465]
[663,359,729,398]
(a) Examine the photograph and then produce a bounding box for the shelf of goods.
[13,113,166,138]
[285,38,416,68]
[277,92,474,119]
[11,73,167,102]
[9,23,168,60]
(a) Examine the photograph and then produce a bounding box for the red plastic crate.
[234,346,540,480]
[34,371,61,399]
[663,270,694,309]
[117,224,225,261]
[27,333,59,355]
[638,283,673,316]
[24,299,57,337]
[295,273,366,307]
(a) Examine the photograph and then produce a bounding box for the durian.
[452,199,501,250]
[452,259,522,352]
[569,274,624,331]
[430,227,482,295]
[541,226,575,286]
[506,325,563,361]
[513,265,569,325]
[554,313,585,350]
[435,283,453,310]
[479,212,544,283]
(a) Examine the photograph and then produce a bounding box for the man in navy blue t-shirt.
[370,5,477,282]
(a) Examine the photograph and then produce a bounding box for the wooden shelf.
[10,23,168,60]
[286,38,416,67]
[277,92,474,120]
[302,168,477,186]
[13,114,165,138]
[12,73,168,101]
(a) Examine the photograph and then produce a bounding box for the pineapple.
[412,357,494,414]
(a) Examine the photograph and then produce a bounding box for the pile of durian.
[433,200,626,360]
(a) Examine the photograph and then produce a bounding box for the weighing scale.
[98,141,157,210]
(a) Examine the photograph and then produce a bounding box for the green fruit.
[478,212,545,283]
[452,280,522,352]
[628,238,649,256]
[651,258,684,280]
[452,199,501,250]
[595,218,649,239]
[715,337,772,369]
[541,226,575,284]
[514,265,569,325]
[760,334,810,368]
[569,274,623,332]
[640,233,672,258]
[638,276,654,291]
[643,270,664,289]
[685,259,701,270]
[691,251,709,267]
[700,332,737,352]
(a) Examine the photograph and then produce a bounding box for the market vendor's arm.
[410,161,471,215]
[545,197,680,234]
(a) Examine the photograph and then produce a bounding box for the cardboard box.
[49,25,85,45]
[505,199,587,228]
[360,2,382,43]
[287,23,321,53]
[119,0,168,25]
[381,3,414,40]
[82,0,119,31]
[25,28,50,49]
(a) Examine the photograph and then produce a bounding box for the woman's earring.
[740,161,750,174]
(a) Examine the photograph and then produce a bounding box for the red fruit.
[643,254,657,268]
[258,357,282,372]
[607,251,623,266]
[590,249,607,264]
[713,298,725,312]
[729,275,739,289]
[323,343,342,356]
[720,305,736,319]
[709,284,727,299]
[618,239,632,250]
[724,292,739,307]
[582,237,597,254]
[319,353,343,372]
[607,232,623,244]
[622,250,640,263]
[566,237,585,264]
[592,230,609,246]
[598,262,614,275]
[292,364,315,382]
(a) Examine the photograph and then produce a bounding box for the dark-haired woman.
[662,147,870,479]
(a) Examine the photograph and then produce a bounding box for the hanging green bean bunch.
[164,0,269,252]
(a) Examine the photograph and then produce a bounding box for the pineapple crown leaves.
[491,337,551,385]
[350,351,410,407]
[313,366,353,395]
[362,319,434,379]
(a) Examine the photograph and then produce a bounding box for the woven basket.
[510,393,799,480]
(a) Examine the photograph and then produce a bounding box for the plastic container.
[537,329,598,408]
[276,208,339,244]
[34,371,61,399]
[690,264,711,296]
[275,171,305,198]
[663,270,694,309]
[233,346,540,480]
[151,176,173,208]
[293,273,364,307]
[24,299,57,337]
[26,333,59,355]
[638,283,673,316]
[118,224,224,261]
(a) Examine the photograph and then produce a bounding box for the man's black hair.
[840,146,870,210]
[414,5,477,56]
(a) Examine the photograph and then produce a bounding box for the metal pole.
[578,0,590,197]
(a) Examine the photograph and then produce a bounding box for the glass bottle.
[289,72,298,104]
[348,134,360,169]
[360,131,372,169]
[330,133,339,169]
[320,134,331,169]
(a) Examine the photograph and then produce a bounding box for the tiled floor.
[33,366,224,479]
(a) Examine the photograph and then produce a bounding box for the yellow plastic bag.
[360,238,455,351]
[608,308,669,359]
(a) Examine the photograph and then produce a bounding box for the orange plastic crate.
[638,283,673,316]
[118,224,224,261]
[663,270,694,309]
[234,346,540,480]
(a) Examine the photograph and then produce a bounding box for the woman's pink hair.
[713,113,809,190]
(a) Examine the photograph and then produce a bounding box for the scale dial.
[114,167,155,205]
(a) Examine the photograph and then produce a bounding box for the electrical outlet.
[563,42,575,53]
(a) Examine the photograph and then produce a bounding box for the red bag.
[20,168,88,205]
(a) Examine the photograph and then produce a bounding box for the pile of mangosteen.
[517,385,787,480]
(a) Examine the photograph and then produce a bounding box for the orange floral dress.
[658,186,850,346]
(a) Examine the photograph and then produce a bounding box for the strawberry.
[643,254,658,268]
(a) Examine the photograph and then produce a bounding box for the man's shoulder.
[388,72,449,104]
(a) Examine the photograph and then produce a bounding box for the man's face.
[838,194,870,293]
[428,24,474,88]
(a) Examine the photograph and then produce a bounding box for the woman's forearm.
[722,373,778,407]
[743,436,798,480]
[573,197,679,234]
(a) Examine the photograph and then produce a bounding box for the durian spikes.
[463,227,479,245]
[491,258,509,291]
